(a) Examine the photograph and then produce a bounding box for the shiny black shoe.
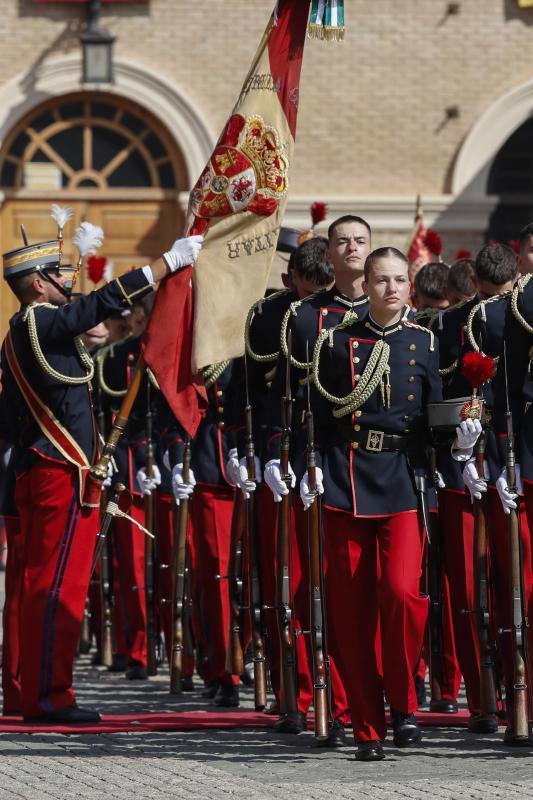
[430,699,459,714]
[26,704,101,723]
[355,740,385,761]
[181,676,195,692]
[240,661,255,687]
[415,675,427,707]
[201,680,220,698]
[214,683,240,707]
[391,709,422,747]
[126,663,148,680]
[313,719,346,748]
[467,713,498,733]
[107,653,128,672]
[264,700,280,716]
[273,711,307,734]
[504,724,533,747]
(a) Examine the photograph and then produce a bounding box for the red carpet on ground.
[0,709,472,734]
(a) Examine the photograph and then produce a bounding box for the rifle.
[503,342,531,742]
[226,487,246,678]
[244,353,267,710]
[425,447,444,707]
[305,343,329,740]
[170,438,191,694]
[276,331,299,716]
[144,379,158,676]
[95,375,113,667]
[472,429,499,717]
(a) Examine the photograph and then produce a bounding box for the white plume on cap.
[50,204,73,230]
[72,221,104,257]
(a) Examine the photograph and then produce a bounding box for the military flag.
[143,0,313,436]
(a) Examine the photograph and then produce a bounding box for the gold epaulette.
[402,319,435,351]
[512,273,533,335]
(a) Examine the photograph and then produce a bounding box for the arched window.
[0,94,183,191]
[487,117,533,243]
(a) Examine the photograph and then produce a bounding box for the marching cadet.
[483,251,533,744]
[260,215,372,741]
[432,243,517,732]
[163,361,243,706]
[0,229,202,721]
[306,247,477,761]
[96,294,159,680]
[233,235,334,718]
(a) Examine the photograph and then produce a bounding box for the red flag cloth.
[143,0,311,437]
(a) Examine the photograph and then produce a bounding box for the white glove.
[496,464,523,515]
[2,447,12,469]
[136,464,162,497]
[237,456,262,500]
[462,458,489,501]
[226,448,240,485]
[264,458,296,503]
[435,470,446,489]
[172,463,196,505]
[300,467,324,510]
[163,235,204,272]
[452,418,483,461]
[102,459,116,489]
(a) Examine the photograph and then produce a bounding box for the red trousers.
[15,460,99,718]
[2,516,22,713]
[113,494,148,667]
[440,489,481,714]
[189,483,239,686]
[156,492,194,676]
[488,485,533,724]
[323,507,427,742]
[256,488,281,701]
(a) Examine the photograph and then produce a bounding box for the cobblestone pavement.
[0,652,532,800]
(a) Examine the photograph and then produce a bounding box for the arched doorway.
[486,117,533,243]
[0,91,188,332]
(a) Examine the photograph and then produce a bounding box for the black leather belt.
[341,423,411,452]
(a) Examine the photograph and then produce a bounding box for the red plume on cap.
[454,248,472,260]
[87,255,107,285]
[423,228,442,257]
[508,239,520,255]
[311,201,327,227]
[461,351,496,390]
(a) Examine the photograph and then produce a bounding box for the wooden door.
[0,198,182,337]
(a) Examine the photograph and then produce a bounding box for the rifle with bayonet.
[305,343,329,740]
[170,437,191,694]
[503,342,531,743]
[244,353,268,710]
[226,490,246,678]
[276,331,299,716]
[472,428,499,718]
[144,379,158,676]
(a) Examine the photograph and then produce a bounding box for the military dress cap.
[3,240,61,280]
[427,396,487,431]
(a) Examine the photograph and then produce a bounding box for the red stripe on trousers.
[15,459,99,718]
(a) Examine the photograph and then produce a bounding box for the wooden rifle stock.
[170,439,191,694]
[277,386,298,715]
[505,411,530,740]
[245,403,267,710]
[144,380,158,676]
[306,407,329,741]
[227,491,246,678]
[473,432,499,716]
